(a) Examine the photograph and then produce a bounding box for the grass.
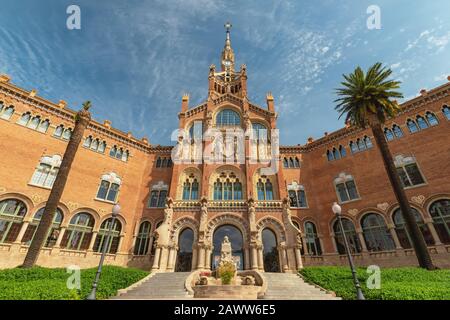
[299,266,450,300]
[0,265,149,300]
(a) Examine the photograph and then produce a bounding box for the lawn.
[0,265,149,300]
[299,266,450,300]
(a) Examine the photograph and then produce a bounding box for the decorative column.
[159,245,169,271]
[251,245,258,270]
[387,224,403,250]
[425,220,442,246]
[54,226,67,248]
[244,246,250,270]
[279,244,289,272]
[151,246,161,270]
[356,229,368,252]
[257,245,264,271]
[205,245,212,270]
[116,235,125,254]
[295,245,303,269]
[14,220,30,244]
[166,246,177,271]
[87,231,98,252]
[196,244,206,269]
[191,247,198,271]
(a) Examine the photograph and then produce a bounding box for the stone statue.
[154,197,173,247]
[220,236,233,263]
[248,198,256,231]
[199,197,208,232]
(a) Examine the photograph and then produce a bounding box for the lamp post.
[332,202,365,300]
[86,203,120,300]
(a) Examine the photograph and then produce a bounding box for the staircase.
[114,272,192,300]
[262,273,341,300]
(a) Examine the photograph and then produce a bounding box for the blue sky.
[1,0,449,145]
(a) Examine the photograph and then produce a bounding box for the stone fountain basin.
[193,284,260,299]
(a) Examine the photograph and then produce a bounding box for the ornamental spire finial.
[221,22,235,71]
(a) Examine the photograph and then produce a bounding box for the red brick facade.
[0,32,449,271]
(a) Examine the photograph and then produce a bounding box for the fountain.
[189,236,266,299]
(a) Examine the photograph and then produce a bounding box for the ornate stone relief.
[0,186,6,193]
[347,209,359,216]
[411,195,426,205]
[67,201,79,211]
[376,202,389,212]
[31,194,43,204]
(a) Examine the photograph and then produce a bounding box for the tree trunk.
[370,122,436,270]
[22,107,91,268]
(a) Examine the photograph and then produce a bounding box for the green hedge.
[299,266,450,300]
[0,266,149,300]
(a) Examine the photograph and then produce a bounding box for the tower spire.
[221,22,235,71]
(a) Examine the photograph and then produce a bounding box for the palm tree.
[335,63,435,270]
[22,101,92,268]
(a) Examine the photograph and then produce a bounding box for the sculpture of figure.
[199,197,208,231]
[248,198,256,228]
[220,236,232,262]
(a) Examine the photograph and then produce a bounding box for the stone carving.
[242,275,255,286]
[197,276,209,286]
[199,197,208,231]
[67,201,79,211]
[31,194,43,204]
[220,236,232,263]
[348,209,359,216]
[376,202,389,212]
[0,186,6,193]
[411,195,425,205]
[248,198,256,231]
[154,197,174,247]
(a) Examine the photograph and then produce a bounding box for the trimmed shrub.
[0,266,148,300]
[217,261,236,285]
[299,266,450,300]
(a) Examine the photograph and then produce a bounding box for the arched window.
[357,138,366,151]
[393,208,434,248]
[134,221,151,255]
[116,148,123,160]
[256,181,265,200]
[349,141,358,153]
[213,171,243,201]
[304,222,322,256]
[363,136,373,148]
[361,213,395,252]
[443,105,450,120]
[0,104,14,120]
[339,145,346,158]
[334,173,359,203]
[96,173,121,202]
[407,119,419,133]
[37,119,50,133]
[83,136,93,147]
[394,155,425,188]
[216,109,240,127]
[22,208,63,247]
[61,212,94,250]
[17,112,31,126]
[93,218,122,254]
[0,199,27,243]
[182,181,191,200]
[416,115,429,129]
[54,125,64,137]
[289,158,295,168]
[262,228,280,272]
[156,157,162,168]
[122,150,129,162]
[109,145,117,157]
[252,123,267,141]
[294,157,300,167]
[97,141,106,153]
[333,218,361,254]
[288,183,308,208]
[161,157,168,167]
[283,158,289,168]
[148,187,168,208]
[384,128,394,141]
[425,111,438,126]
[327,150,334,161]
[175,228,194,272]
[62,128,72,140]
[27,116,41,130]
[30,155,61,188]
[392,124,403,138]
[181,174,199,201]
[428,200,450,244]
[265,180,274,200]
[333,148,340,160]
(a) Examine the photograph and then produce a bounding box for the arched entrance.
[262,228,280,272]
[175,228,194,272]
[212,224,244,270]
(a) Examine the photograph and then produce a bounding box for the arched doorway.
[212,224,244,270]
[262,228,280,272]
[175,228,194,272]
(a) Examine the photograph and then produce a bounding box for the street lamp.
[86,203,121,300]
[332,202,365,300]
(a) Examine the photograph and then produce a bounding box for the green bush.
[299,266,450,300]
[0,266,149,300]
[218,261,236,285]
